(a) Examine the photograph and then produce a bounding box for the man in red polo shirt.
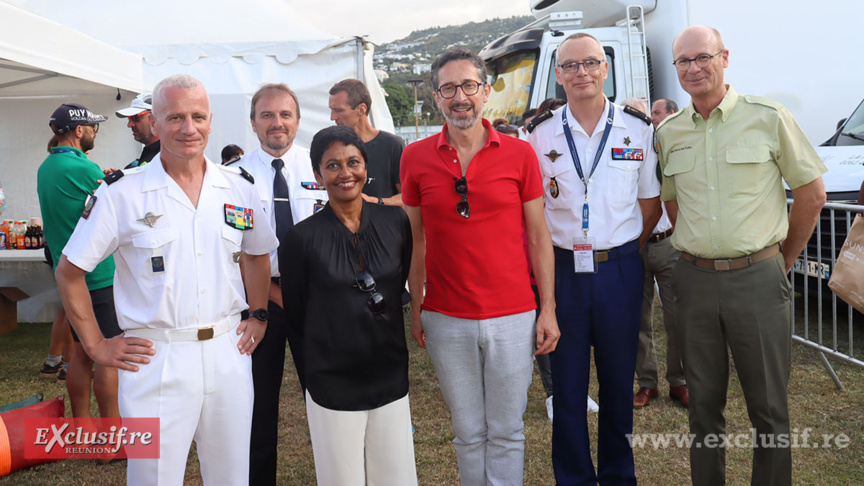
[401,47,560,486]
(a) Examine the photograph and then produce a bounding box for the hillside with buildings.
[374,15,533,126]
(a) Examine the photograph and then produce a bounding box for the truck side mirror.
[837,118,847,130]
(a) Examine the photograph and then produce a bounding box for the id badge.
[572,236,598,274]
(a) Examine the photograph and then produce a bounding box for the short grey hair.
[556,32,604,64]
[152,74,207,117]
[431,48,487,89]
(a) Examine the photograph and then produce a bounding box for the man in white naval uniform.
[228,82,327,486]
[56,74,278,485]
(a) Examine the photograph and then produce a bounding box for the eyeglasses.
[129,111,151,123]
[672,50,724,71]
[437,81,485,99]
[454,176,469,219]
[84,123,100,133]
[557,59,604,74]
[352,234,386,315]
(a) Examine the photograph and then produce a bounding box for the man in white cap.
[116,93,160,169]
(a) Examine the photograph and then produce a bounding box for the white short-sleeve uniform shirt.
[528,100,660,250]
[234,145,328,277]
[63,155,279,331]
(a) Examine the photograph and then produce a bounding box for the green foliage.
[382,82,414,126]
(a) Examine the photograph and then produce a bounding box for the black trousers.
[248,298,306,486]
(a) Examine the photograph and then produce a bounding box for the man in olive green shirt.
[657,26,826,486]
[37,102,121,421]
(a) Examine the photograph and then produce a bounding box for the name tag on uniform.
[611,148,644,160]
[573,236,598,274]
[224,204,254,230]
[301,181,326,190]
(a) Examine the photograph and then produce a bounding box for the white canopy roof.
[0,1,143,96]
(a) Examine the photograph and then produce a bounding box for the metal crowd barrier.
[788,199,864,390]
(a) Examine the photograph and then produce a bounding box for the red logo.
[24,418,159,460]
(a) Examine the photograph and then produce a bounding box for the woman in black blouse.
[279,125,416,485]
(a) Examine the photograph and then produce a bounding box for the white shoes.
[546,395,600,424]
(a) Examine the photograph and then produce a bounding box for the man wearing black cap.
[37,103,122,422]
[116,93,160,169]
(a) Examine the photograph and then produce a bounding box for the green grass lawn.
[1,305,863,485]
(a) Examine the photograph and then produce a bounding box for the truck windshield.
[838,100,864,146]
[483,50,538,124]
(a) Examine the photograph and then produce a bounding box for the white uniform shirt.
[63,156,279,330]
[653,204,673,234]
[528,100,660,250]
[235,146,328,277]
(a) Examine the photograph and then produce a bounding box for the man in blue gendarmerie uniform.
[527,32,661,485]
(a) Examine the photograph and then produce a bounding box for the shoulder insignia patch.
[527,110,554,134]
[623,105,652,126]
[102,169,124,185]
[239,167,255,184]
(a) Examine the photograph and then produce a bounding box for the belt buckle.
[714,259,731,271]
[594,251,609,263]
[197,327,214,341]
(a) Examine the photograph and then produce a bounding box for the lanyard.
[49,148,78,156]
[561,103,614,234]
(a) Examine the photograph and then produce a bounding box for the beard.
[444,102,480,129]
[263,129,293,153]
[80,133,95,153]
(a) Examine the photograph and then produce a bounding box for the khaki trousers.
[673,252,792,486]
[636,237,685,389]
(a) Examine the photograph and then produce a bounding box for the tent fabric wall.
[20,0,396,151]
[0,2,142,95]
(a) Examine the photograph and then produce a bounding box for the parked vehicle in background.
[480,0,864,301]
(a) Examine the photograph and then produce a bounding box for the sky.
[295,1,533,44]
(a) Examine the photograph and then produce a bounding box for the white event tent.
[0,0,145,321]
[20,0,395,160]
[2,0,395,321]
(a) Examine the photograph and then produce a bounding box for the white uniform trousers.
[120,322,253,486]
[305,391,418,486]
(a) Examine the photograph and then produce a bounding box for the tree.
[382,82,414,126]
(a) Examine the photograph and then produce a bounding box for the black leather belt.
[648,228,673,243]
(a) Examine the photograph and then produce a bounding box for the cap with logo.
[116,93,153,118]
[49,103,108,135]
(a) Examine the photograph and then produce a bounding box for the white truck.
[479,0,864,294]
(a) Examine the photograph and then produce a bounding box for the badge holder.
[572,235,598,273]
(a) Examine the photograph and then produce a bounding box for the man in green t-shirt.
[37,102,122,421]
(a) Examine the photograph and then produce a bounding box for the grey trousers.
[674,252,792,486]
[636,237,686,388]
[423,310,535,486]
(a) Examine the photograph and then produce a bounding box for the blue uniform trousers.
[551,239,642,486]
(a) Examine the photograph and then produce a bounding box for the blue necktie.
[272,158,293,240]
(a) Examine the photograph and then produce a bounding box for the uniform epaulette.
[622,105,652,126]
[527,110,553,134]
[740,94,783,111]
[102,169,124,185]
[220,164,256,184]
[239,167,255,184]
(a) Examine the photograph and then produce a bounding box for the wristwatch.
[377,196,384,205]
[249,308,269,322]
